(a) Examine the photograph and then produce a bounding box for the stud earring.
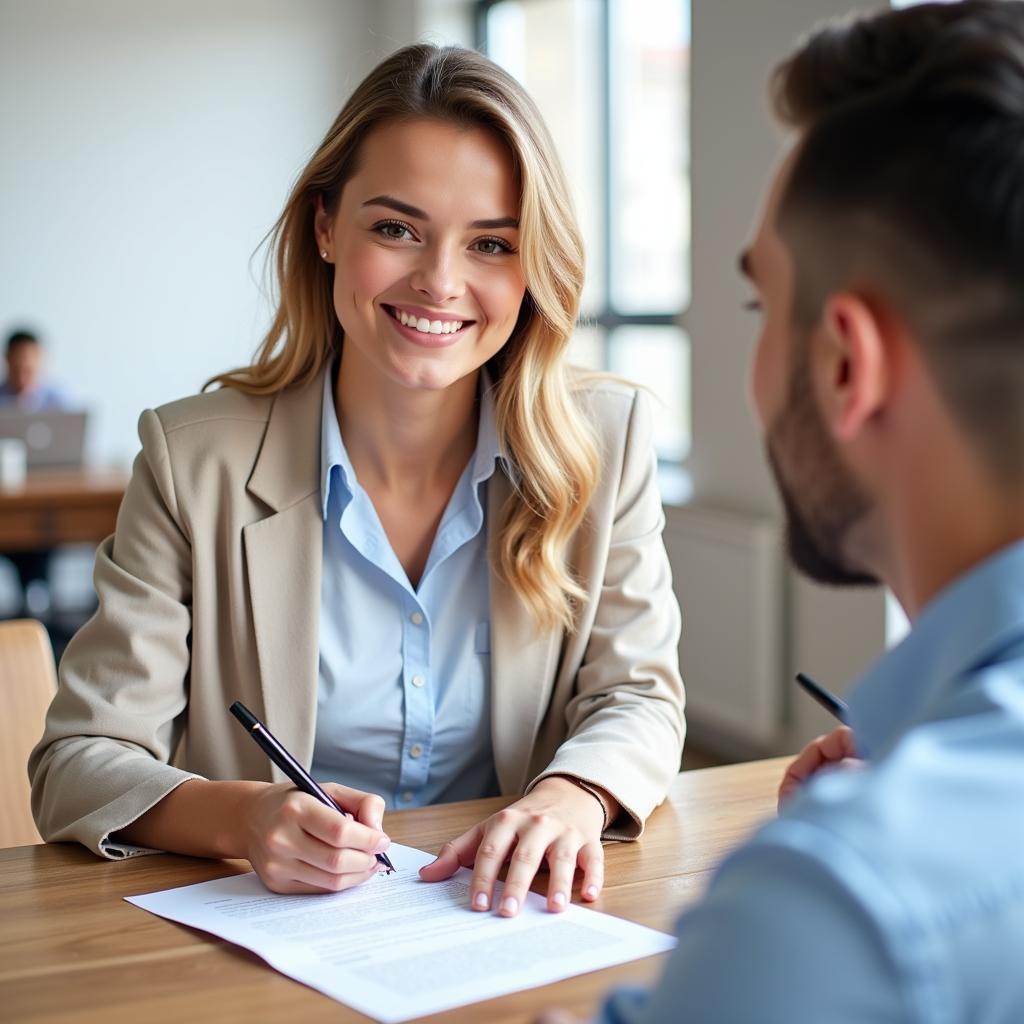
[320,249,328,259]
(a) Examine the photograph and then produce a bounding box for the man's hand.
[778,726,860,809]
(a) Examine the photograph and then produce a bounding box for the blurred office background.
[0,0,917,763]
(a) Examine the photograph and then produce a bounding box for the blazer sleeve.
[528,388,686,839]
[28,409,202,859]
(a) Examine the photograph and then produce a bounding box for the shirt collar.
[848,538,1024,760]
[319,366,504,520]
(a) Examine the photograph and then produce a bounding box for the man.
[0,329,71,411]
[0,329,74,616]
[543,2,1024,1020]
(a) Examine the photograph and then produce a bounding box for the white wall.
[0,0,374,466]
[369,0,473,49]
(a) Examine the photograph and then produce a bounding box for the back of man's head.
[772,0,1024,484]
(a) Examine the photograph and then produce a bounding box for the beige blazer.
[29,369,685,858]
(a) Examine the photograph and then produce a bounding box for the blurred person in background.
[0,328,72,412]
[0,327,75,617]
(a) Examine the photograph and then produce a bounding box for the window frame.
[474,0,688,407]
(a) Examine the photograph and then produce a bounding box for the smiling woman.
[29,45,685,923]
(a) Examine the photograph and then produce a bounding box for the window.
[477,0,692,498]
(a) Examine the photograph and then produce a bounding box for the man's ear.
[314,194,335,260]
[815,292,892,443]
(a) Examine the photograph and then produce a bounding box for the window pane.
[608,325,690,461]
[485,0,605,312]
[609,0,690,314]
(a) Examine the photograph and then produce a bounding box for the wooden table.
[0,468,128,552]
[0,758,788,1023]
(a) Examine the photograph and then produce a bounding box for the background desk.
[0,757,787,1023]
[0,469,128,552]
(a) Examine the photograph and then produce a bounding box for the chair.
[0,619,57,847]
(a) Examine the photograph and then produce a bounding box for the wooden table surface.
[0,757,788,1024]
[0,468,128,551]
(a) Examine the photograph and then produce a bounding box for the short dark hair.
[5,329,40,355]
[772,1,1024,482]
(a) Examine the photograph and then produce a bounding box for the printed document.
[126,842,675,1022]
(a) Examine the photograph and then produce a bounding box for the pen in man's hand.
[229,700,395,873]
[794,672,850,725]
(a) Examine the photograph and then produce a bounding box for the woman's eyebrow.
[363,195,428,219]
[362,195,518,230]
[470,216,518,230]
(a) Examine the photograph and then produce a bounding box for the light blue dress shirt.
[0,379,73,411]
[310,368,502,809]
[596,539,1024,1023]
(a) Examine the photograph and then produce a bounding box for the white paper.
[126,843,675,1022]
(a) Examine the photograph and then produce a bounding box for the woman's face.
[316,118,527,393]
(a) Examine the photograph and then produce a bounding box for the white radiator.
[663,504,785,749]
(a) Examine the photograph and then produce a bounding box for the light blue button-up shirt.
[597,540,1024,1023]
[0,379,73,411]
[310,368,501,809]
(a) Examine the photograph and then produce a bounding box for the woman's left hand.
[418,776,611,916]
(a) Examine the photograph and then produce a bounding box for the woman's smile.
[381,303,475,347]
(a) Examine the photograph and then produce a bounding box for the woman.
[29,44,684,919]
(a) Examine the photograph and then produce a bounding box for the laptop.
[0,410,88,469]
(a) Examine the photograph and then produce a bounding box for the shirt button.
[401,791,414,803]
[410,743,424,759]
[410,611,424,625]
[412,673,426,688]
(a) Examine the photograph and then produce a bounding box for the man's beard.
[766,349,879,587]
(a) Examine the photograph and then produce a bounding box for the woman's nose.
[409,245,465,304]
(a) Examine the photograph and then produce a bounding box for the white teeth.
[391,307,465,335]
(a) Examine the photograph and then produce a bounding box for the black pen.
[794,672,850,725]
[229,700,395,873]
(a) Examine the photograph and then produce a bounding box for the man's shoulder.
[38,380,75,408]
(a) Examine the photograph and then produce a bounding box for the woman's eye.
[473,237,516,256]
[374,220,415,241]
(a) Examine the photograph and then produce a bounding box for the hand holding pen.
[779,674,860,809]
[230,701,395,893]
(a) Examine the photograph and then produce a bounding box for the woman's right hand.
[243,781,392,894]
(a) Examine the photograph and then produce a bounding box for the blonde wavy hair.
[209,44,599,632]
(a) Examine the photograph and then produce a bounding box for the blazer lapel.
[243,370,326,776]
[487,470,562,794]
